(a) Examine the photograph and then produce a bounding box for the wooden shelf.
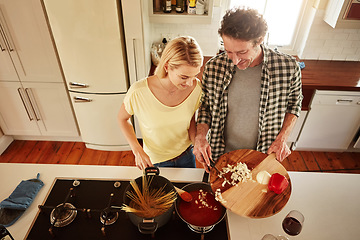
[149,0,213,24]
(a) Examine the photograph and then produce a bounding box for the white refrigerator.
[43,0,137,151]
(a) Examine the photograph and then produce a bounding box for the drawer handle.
[74,96,92,102]
[69,82,89,88]
[337,99,353,104]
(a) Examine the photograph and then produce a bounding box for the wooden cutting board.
[210,149,291,218]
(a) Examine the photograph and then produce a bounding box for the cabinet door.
[122,0,150,86]
[296,91,360,151]
[69,92,129,150]
[0,0,62,83]
[0,82,40,135]
[0,32,19,81]
[22,82,79,137]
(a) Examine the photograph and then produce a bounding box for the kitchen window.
[228,0,307,52]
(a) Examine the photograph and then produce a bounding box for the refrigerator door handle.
[69,82,89,88]
[74,96,92,102]
[132,38,138,80]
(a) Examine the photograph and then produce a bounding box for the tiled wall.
[150,7,360,61]
[150,7,222,56]
[301,9,360,61]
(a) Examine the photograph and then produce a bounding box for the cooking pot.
[175,182,227,234]
[123,167,176,235]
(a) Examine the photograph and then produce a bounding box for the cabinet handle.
[74,96,92,102]
[0,9,14,52]
[336,99,353,104]
[0,24,7,51]
[0,41,5,51]
[17,88,33,121]
[69,81,89,88]
[25,88,41,121]
[132,38,138,80]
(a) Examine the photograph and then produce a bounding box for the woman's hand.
[118,104,154,170]
[133,148,153,170]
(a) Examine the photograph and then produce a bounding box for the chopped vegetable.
[256,170,271,185]
[268,173,289,194]
[218,162,252,186]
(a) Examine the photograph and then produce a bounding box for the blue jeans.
[154,146,196,168]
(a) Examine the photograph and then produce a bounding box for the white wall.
[150,7,222,56]
[149,2,360,61]
[300,9,360,61]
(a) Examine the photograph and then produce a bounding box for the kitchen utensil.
[175,182,226,235]
[174,186,192,202]
[123,167,176,234]
[210,149,291,218]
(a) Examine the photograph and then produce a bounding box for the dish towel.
[0,173,44,227]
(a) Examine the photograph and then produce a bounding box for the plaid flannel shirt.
[198,44,303,160]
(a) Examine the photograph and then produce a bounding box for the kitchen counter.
[300,60,360,110]
[1,163,360,239]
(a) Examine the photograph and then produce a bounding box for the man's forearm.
[195,123,210,140]
[276,113,298,143]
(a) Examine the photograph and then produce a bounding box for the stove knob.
[73,180,80,187]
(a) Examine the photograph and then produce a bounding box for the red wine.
[282,217,302,236]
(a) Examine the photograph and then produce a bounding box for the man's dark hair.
[218,7,268,46]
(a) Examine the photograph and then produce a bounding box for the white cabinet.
[0,0,78,138]
[0,82,78,137]
[121,0,151,85]
[295,90,360,151]
[324,0,360,28]
[0,0,62,82]
[0,82,39,135]
[122,0,151,139]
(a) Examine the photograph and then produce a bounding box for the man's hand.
[193,137,212,172]
[267,113,298,162]
[193,123,212,172]
[267,138,291,162]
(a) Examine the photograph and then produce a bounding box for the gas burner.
[100,209,119,225]
[50,203,77,227]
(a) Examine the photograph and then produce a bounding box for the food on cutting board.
[214,188,227,204]
[256,170,271,185]
[268,173,289,194]
[178,189,223,226]
[218,162,252,187]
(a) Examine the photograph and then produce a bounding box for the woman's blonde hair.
[155,36,203,79]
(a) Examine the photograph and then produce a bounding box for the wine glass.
[261,234,289,240]
[282,210,305,236]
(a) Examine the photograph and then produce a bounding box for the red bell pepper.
[268,173,289,194]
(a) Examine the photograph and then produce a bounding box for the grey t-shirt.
[224,64,262,153]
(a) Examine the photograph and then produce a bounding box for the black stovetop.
[25,178,229,240]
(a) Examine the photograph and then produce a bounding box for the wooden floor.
[1,140,360,174]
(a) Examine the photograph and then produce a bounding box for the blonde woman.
[118,36,203,170]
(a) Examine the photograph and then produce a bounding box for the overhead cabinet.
[0,0,78,138]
